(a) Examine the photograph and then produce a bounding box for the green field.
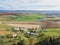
[11,13,46,22]
[43,28,60,37]
[0,24,60,45]
[0,24,13,29]
[46,18,60,20]
[0,13,46,22]
[0,13,60,45]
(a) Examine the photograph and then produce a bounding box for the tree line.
[35,36,60,45]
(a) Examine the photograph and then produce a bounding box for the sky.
[0,0,60,10]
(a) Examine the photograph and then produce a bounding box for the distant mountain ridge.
[0,10,40,13]
[0,10,60,14]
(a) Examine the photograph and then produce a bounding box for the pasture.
[0,13,46,22]
[11,13,45,22]
[0,13,60,45]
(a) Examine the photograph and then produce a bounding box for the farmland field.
[0,13,46,22]
[13,13,45,22]
[0,13,60,45]
[43,28,60,37]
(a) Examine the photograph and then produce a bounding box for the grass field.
[11,13,46,22]
[0,24,13,30]
[0,13,60,45]
[46,18,60,20]
[0,24,60,45]
[43,28,60,37]
[0,13,46,22]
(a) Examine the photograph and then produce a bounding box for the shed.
[36,18,45,22]
[13,27,20,31]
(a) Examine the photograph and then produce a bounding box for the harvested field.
[4,22,42,29]
[0,31,9,35]
[0,30,14,36]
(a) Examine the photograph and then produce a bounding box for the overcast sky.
[0,0,60,10]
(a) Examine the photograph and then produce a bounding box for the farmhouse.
[13,27,20,31]
[13,27,27,32]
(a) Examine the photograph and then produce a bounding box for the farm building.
[46,15,60,20]
[13,33,17,37]
[36,18,45,22]
[46,15,56,18]
[13,27,27,32]
[13,27,20,31]
[26,32,34,35]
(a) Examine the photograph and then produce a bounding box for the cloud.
[0,0,60,10]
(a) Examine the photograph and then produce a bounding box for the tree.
[17,40,25,45]
[35,36,60,45]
